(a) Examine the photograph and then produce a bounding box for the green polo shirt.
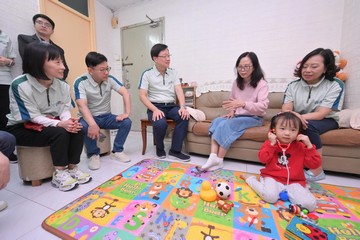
[283,78,344,121]
[74,73,123,117]
[0,31,16,85]
[7,74,72,126]
[138,66,181,103]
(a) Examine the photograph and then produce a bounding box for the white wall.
[115,0,342,78]
[108,0,359,108]
[2,0,359,108]
[341,0,360,108]
[94,1,124,114]
[0,0,39,78]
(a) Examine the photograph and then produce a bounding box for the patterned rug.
[42,158,360,239]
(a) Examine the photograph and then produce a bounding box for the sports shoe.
[169,149,191,162]
[68,167,92,184]
[51,169,78,191]
[0,201,8,212]
[88,155,101,170]
[111,152,131,163]
[156,149,166,159]
[304,169,326,182]
[9,153,18,164]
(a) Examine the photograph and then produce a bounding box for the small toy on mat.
[279,190,289,201]
[289,204,309,217]
[200,180,217,202]
[289,204,319,224]
[215,182,231,200]
[285,216,335,240]
[217,199,234,214]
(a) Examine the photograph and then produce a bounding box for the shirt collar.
[153,65,168,77]
[26,73,56,92]
[86,73,108,87]
[300,76,325,88]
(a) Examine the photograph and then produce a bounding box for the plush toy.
[333,50,348,82]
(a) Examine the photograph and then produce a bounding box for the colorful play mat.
[42,158,360,239]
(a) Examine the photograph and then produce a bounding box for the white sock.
[207,157,224,171]
[201,153,220,170]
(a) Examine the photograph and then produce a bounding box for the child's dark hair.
[270,112,304,134]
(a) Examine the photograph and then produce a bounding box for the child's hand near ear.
[296,134,313,148]
[268,131,277,146]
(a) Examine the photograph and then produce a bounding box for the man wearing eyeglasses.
[17,14,69,80]
[138,43,191,161]
[74,52,132,170]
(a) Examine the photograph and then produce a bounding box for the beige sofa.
[185,91,360,175]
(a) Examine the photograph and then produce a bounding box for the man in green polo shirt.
[138,44,191,161]
[74,52,132,170]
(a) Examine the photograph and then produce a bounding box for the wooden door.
[39,0,96,116]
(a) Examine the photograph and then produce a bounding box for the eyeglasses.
[92,67,111,73]
[35,20,52,28]
[157,54,171,59]
[237,65,253,71]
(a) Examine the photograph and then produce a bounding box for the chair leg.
[31,180,42,187]
[152,126,156,145]
[141,121,147,155]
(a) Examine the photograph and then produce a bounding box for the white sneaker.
[88,155,101,170]
[52,169,78,191]
[111,152,131,163]
[0,201,7,212]
[68,167,92,184]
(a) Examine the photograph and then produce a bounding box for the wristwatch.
[181,105,187,109]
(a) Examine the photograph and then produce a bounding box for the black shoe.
[156,149,166,159]
[169,150,191,162]
[9,153,18,164]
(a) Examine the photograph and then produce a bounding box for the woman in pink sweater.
[201,52,269,171]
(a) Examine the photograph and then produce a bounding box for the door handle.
[122,63,133,67]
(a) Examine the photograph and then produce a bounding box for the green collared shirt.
[283,77,345,121]
[74,73,123,117]
[138,66,181,103]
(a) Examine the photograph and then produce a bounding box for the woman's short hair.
[85,52,107,68]
[294,48,338,80]
[151,43,168,61]
[270,112,304,134]
[235,52,265,90]
[22,42,62,80]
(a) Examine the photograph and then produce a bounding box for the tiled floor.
[0,131,358,239]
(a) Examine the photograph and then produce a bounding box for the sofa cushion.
[350,109,360,130]
[338,109,353,128]
[264,92,283,121]
[320,128,360,146]
[191,91,360,147]
[195,91,230,120]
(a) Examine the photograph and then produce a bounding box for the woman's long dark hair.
[235,52,265,90]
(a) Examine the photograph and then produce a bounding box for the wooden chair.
[140,119,176,155]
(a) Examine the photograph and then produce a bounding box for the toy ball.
[215,182,231,199]
[279,190,289,201]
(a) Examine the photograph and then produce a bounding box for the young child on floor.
[240,112,321,211]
